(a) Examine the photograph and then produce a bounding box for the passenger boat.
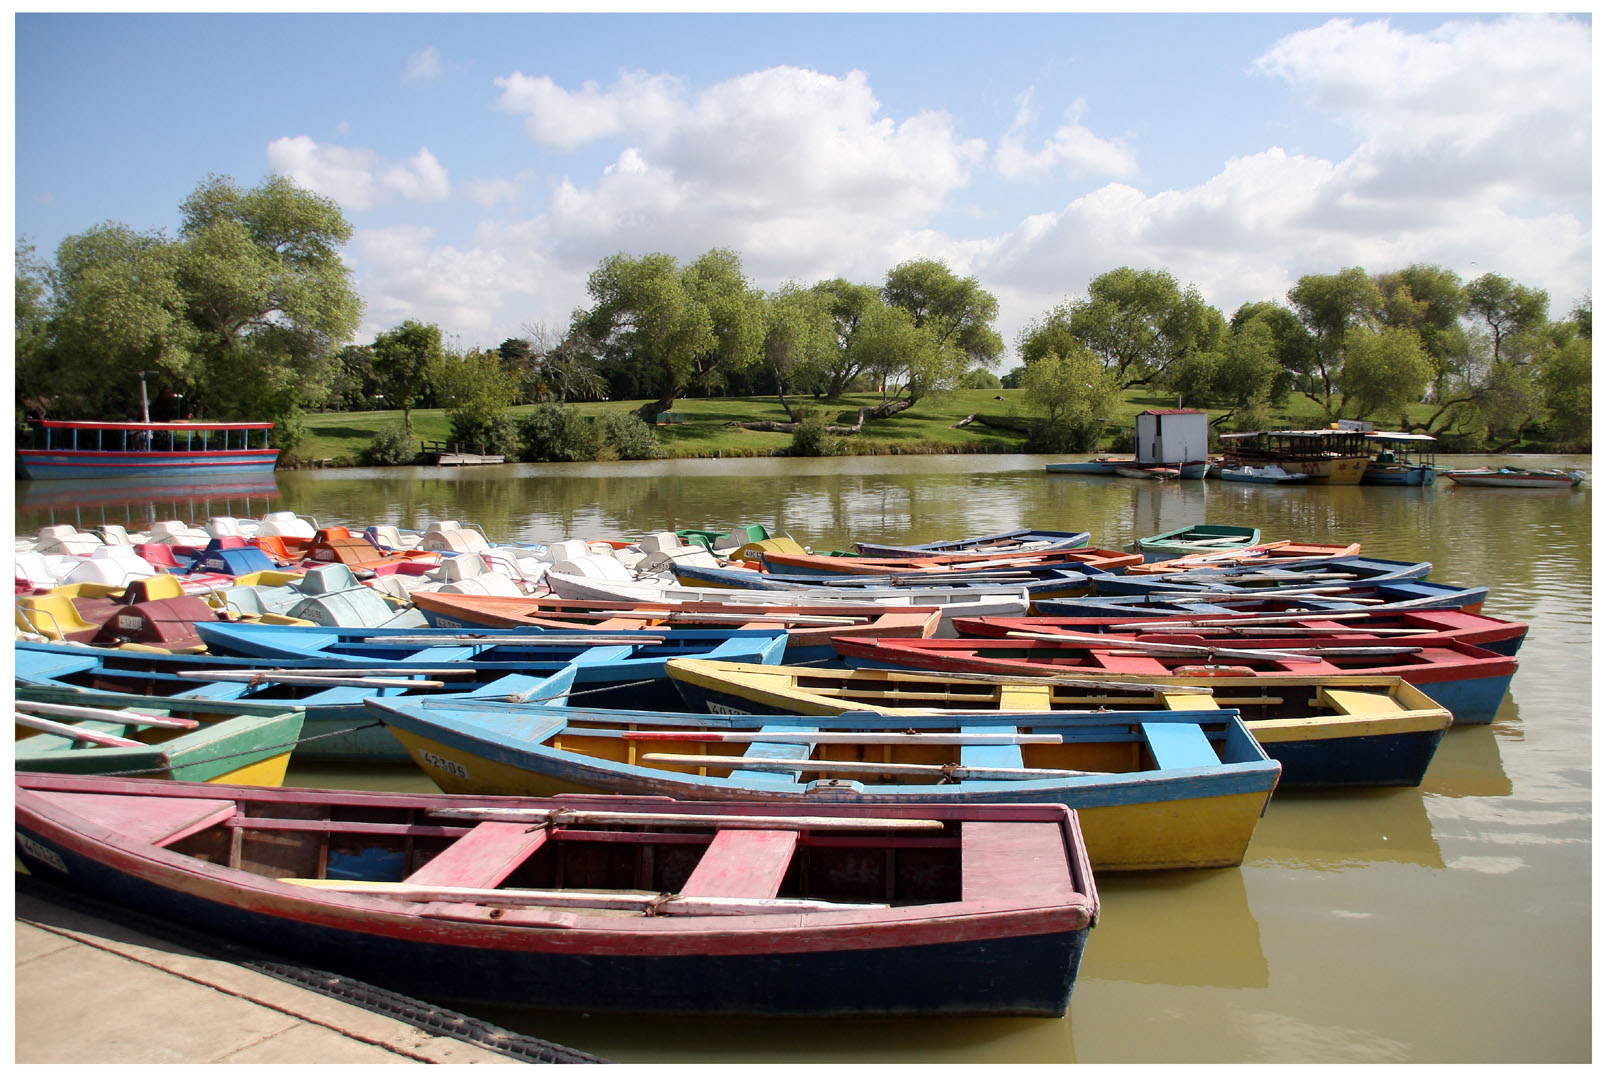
[368,696,1280,871]
[1361,432,1439,486]
[829,633,1515,725]
[15,772,1099,1017]
[14,690,304,784]
[1443,466,1588,489]
[1130,525,1262,562]
[407,590,939,663]
[17,420,280,480]
[661,658,1451,787]
[851,529,1092,558]
[953,608,1529,656]
[1217,428,1375,484]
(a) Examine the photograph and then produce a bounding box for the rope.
[85,720,388,778]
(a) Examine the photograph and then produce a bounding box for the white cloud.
[267,137,451,211]
[350,225,516,344]
[495,70,685,150]
[993,92,1139,182]
[405,46,443,83]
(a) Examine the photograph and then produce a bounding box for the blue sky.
[12,10,1593,360]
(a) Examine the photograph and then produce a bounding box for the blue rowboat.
[852,529,1092,558]
[367,694,1280,872]
[1130,525,1262,562]
[16,771,1098,1018]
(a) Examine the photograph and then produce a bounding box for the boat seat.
[1142,721,1220,770]
[1319,687,1407,715]
[29,790,238,847]
[728,727,814,784]
[404,820,553,889]
[960,820,1076,902]
[15,593,100,640]
[678,828,798,899]
[959,724,1024,776]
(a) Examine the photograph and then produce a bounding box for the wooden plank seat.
[727,725,814,783]
[678,828,799,899]
[404,820,552,889]
[961,820,1076,902]
[1141,721,1220,770]
[959,724,1024,781]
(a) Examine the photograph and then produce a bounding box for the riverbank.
[289,389,1579,468]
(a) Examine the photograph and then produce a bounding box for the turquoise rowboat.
[366,690,1280,872]
[1130,525,1262,563]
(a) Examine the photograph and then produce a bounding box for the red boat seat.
[679,829,798,899]
[404,821,553,889]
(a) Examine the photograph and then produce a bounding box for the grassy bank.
[290,388,1484,467]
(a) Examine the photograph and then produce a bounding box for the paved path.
[15,886,566,1064]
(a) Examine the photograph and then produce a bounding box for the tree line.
[15,174,1591,459]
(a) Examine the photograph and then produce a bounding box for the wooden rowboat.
[14,690,304,784]
[367,696,1281,871]
[407,590,939,663]
[851,528,1093,558]
[1130,525,1262,562]
[829,633,1515,725]
[1119,540,1363,576]
[952,609,1529,656]
[15,772,1098,1017]
[661,659,1455,787]
[1443,467,1588,489]
[753,547,1143,576]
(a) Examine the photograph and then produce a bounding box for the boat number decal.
[707,701,751,715]
[16,833,68,874]
[117,615,145,631]
[419,749,471,779]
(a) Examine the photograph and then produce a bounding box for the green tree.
[761,283,838,417]
[882,258,1005,370]
[1287,267,1385,415]
[1020,344,1122,452]
[1028,267,1215,390]
[14,242,55,417]
[810,278,884,398]
[40,223,195,419]
[1336,325,1433,420]
[1464,272,1549,371]
[371,320,444,436]
[1209,315,1283,425]
[1539,333,1591,449]
[1228,300,1311,401]
[429,347,519,454]
[174,174,362,439]
[1374,264,1470,389]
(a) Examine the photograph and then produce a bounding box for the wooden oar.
[428,808,946,830]
[14,713,146,747]
[15,700,199,730]
[638,752,1105,780]
[569,729,1065,745]
[280,879,887,915]
[179,671,447,688]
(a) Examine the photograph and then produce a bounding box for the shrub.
[447,406,518,457]
[362,423,419,466]
[789,409,842,457]
[597,411,664,460]
[517,403,599,462]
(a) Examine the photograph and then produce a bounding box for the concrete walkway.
[14,886,553,1064]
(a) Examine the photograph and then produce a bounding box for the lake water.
[14,453,1593,1063]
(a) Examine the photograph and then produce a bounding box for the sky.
[10,8,1595,365]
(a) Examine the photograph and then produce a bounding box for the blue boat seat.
[959,724,1024,783]
[1142,721,1220,770]
[728,725,813,783]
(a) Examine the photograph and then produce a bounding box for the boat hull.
[17,448,280,480]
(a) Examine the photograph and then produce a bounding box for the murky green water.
[16,453,1592,1062]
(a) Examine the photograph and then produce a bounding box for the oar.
[571,729,1065,745]
[1001,629,1326,663]
[14,713,146,747]
[428,808,946,830]
[638,752,1105,780]
[179,671,447,688]
[15,700,199,730]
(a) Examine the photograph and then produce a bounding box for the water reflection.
[17,475,284,532]
[1078,868,1267,989]
[1248,788,1442,870]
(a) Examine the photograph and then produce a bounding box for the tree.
[41,223,196,420]
[429,348,519,454]
[174,175,362,436]
[371,320,444,435]
[882,258,1005,370]
[1374,264,1470,389]
[810,278,884,398]
[1336,325,1433,420]
[579,249,764,422]
[1287,267,1385,415]
[1028,267,1214,390]
[1229,300,1312,401]
[15,242,54,417]
[1020,345,1122,452]
[1464,272,1549,371]
[760,283,837,418]
[1539,334,1591,449]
